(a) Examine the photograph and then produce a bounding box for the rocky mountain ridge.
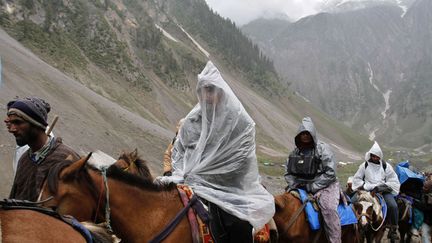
[242,0,432,152]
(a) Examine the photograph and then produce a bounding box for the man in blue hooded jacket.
[285,117,341,243]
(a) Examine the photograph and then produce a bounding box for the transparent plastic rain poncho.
[170,61,275,229]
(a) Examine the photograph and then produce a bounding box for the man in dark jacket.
[5,97,79,201]
[285,117,341,243]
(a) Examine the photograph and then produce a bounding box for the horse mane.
[357,191,374,202]
[117,152,152,179]
[47,154,174,195]
[106,165,175,191]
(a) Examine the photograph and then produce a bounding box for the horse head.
[114,149,153,180]
[354,191,384,229]
[40,151,187,242]
[40,153,101,222]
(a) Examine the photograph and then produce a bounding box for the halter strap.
[356,209,385,232]
[356,212,372,222]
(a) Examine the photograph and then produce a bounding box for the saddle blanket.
[177,184,213,243]
[298,189,358,231]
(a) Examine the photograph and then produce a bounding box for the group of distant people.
[4,61,432,243]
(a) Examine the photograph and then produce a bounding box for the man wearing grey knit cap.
[4,97,79,201]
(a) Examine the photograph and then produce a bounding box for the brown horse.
[352,191,386,243]
[274,192,359,243]
[0,208,114,243]
[41,154,193,243]
[113,150,276,243]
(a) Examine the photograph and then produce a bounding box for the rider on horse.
[284,117,341,243]
[351,142,401,241]
[5,97,79,201]
[161,61,275,242]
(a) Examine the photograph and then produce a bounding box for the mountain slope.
[0,0,371,196]
[242,0,432,150]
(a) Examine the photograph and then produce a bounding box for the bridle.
[91,167,114,234]
[356,201,385,232]
[356,212,372,222]
[38,166,114,234]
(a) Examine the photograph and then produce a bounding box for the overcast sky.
[204,0,327,26]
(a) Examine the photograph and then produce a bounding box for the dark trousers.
[383,193,398,226]
[208,202,253,243]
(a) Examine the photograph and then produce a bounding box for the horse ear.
[131,148,138,159]
[60,152,93,180]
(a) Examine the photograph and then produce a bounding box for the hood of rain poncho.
[294,117,317,148]
[364,141,383,161]
[171,61,274,229]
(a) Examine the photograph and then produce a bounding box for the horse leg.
[365,233,372,243]
[364,228,373,243]
[406,233,412,243]
[341,225,360,243]
[400,230,405,243]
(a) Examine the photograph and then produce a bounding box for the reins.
[0,196,54,207]
[148,194,209,243]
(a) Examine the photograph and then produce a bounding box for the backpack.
[287,148,321,179]
[365,161,387,171]
[363,161,387,181]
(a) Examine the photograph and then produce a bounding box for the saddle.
[176,185,272,243]
[0,199,94,243]
[396,194,413,223]
[292,189,357,231]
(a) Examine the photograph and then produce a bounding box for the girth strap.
[282,199,308,233]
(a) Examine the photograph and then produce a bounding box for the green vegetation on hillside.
[1,0,152,90]
[122,0,204,89]
[168,0,287,96]
[8,20,87,71]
